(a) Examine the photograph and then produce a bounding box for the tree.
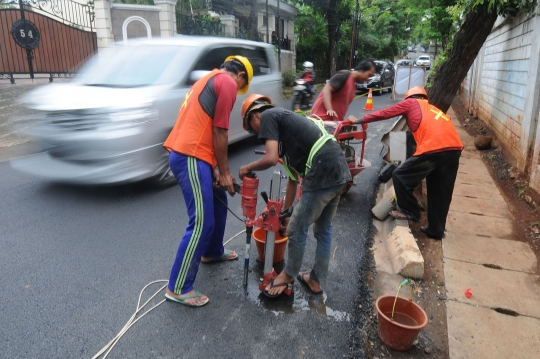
[427,0,538,112]
[297,0,355,75]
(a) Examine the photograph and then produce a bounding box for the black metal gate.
[0,0,97,83]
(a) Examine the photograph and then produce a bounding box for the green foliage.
[282,69,298,87]
[176,13,223,36]
[426,42,451,86]
[294,6,332,80]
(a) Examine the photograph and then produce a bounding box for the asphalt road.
[0,89,399,358]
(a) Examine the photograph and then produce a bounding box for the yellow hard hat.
[225,55,253,95]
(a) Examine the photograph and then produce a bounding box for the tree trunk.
[327,0,337,75]
[427,5,498,112]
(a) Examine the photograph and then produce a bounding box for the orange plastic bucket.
[252,228,288,263]
[375,295,429,351]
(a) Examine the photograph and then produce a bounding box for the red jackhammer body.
[240,171,291,295]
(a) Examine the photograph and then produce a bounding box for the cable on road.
[92,229,246,359]
[92,280,168,359]
[213,192,245,223]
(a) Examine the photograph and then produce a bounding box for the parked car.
[415,55,431,69]
[394,59,414,70]
[11,36,282,186]
[356,60,395,95]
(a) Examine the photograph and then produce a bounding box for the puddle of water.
[240,265,350,322]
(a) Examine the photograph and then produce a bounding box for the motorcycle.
[291,78,314,111]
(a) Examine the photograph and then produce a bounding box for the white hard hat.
[303,61,313,70]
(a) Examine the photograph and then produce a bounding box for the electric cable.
[213,192,245,223]
[92,280,168,359]
[92,225,246,359]
[224,229,246,246]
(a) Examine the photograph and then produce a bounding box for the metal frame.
[0,0,96,82]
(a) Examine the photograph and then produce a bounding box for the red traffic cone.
[363,89,374,111]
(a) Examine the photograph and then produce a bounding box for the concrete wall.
[94,0,177,51]
[111,4,161,44]
[460,9,540,192]
[279,50,294,72]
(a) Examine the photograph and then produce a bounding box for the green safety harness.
[282,116,336,181]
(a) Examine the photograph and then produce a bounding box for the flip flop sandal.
[165,290,209,307]
[388,210,410,220]
[296,272,323,294]
[263,279,294,298]
[201,249,238,264]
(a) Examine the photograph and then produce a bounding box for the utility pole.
[353,0,362,66]
[349,0,359,69]
[266,0,269,43]
[277,0,281,71]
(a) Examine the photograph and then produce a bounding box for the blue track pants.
[168,152,228,295]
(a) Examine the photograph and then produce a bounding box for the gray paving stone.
[447,300,540,359]
[460,150,482,160]
[444,259,540,318]
[443,232,537,273]
[446,210,513,239]
[452,182,505,202]
[450,195,511,219]
[456,169,496,185]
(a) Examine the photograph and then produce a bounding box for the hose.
[92,229,245,359]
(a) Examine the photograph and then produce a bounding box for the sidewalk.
[443,107,540,358]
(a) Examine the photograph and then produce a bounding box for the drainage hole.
[483,264,503,270]
[476,234,491,238]
[471,212,485,216]
[493,308,520,317]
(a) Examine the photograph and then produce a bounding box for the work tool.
[239,170,293,295]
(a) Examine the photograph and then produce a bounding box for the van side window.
[190,45,271,84]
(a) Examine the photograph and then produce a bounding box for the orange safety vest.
[163,69,222,166]
[412,99,464,156]
[311,73,356,120]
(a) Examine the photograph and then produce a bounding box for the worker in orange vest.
[351,86,463,240]
[162,56,253,307]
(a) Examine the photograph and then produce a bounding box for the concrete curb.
[372,180,425,280]
[386,226,424,279]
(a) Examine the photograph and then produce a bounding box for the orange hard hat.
[241,94,273,132]
[404,86,428,100]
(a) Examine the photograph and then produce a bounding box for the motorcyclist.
[299,61,316,99]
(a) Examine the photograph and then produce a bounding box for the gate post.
[154,0,178,37]
[94,0,115,50]
[17,0,35,79]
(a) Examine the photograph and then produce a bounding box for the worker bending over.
[239,95,351,297]
[351,86,463,240]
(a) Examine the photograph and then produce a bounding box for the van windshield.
[77,45,191,87]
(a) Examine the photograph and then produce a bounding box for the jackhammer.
[239,169,292,295]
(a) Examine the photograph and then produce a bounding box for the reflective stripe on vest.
[282,116,336,180]
[412,99,463,156]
